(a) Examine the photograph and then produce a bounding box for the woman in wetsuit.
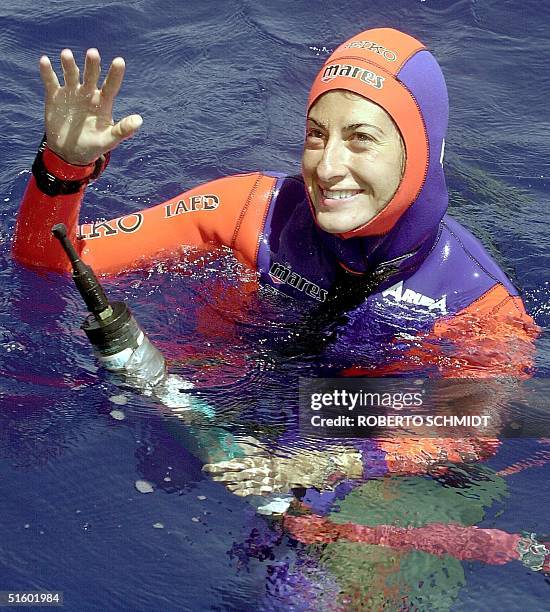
[13,28,535,371]
[12,27,538,490]
[11,27,547,606]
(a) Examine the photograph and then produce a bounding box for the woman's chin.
[315,211,363,234]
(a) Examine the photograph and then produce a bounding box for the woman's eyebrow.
[306,117,326,129]
[346,123,384,134]
[306,117,384,135]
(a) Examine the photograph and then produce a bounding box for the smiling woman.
[303,90,405,234]
[13,27,536,374]
[6,18,547,611]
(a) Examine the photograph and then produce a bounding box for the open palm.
[40,48,142,165]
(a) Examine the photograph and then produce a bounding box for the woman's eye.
[306,128,324,140]
[353,132,375,143]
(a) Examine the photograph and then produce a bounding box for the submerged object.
[51,227,287,514]
[51,223,165,389]
[284,512,550,572]
[51,223,209,412]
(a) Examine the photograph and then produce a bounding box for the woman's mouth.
[318,188,363,207]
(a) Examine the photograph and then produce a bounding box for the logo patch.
[268,263,328,302]
[382,281,447,314]
[79,213,143,240]
[345,40,398,62]
[164,194,220,218]
[320,63,385,90]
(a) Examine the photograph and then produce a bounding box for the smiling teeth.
[322,189,362,200]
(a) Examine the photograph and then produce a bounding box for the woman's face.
[302,90,405,234]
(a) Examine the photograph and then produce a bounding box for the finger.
[202,458,255,474]
[207,465,261,480]
[39,55,60,96]
[60,49,80,88]
[203,461,238,474]
[203,463,244,476]
[109,114,143,144]
[230,486,274,497]
[101,56,125,102]
[82,48,101,92]
[211,468,271,483]
[210,475,234,483]
[230,489,254,497]
[209,473,239,483]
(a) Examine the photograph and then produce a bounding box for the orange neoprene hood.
[306,28,431,239]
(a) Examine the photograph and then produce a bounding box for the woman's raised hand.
[39,48,143,165]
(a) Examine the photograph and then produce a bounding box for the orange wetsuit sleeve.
[13,146,278,274]
[431,284,539,378]
[377,437,501,475]
[345,283,539,379]
[343,285,539,474]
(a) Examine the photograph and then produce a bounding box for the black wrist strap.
[31,135,110,197]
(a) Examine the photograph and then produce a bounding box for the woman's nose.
[315,138,348,184]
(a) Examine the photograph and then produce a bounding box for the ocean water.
[0,1,549,610]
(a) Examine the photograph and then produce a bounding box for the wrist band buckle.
[32,135,110,197]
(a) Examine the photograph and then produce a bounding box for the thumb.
[110,114,143,144]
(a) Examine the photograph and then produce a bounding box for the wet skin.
[302,90,405,234]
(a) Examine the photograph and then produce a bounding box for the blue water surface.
[1,1,549,610]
